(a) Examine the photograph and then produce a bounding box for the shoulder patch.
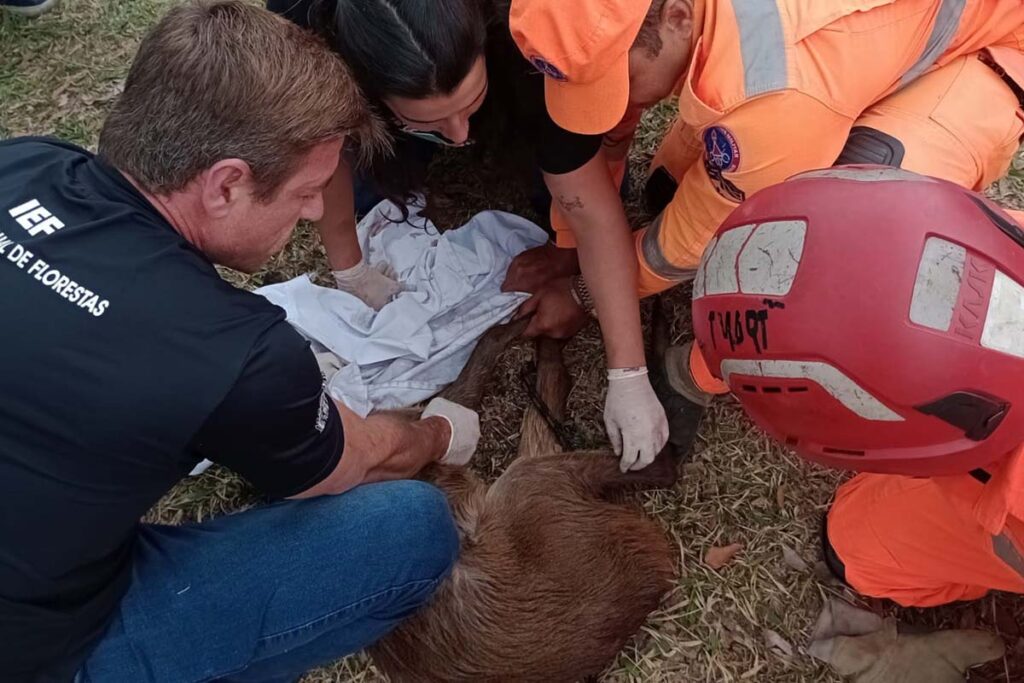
[530,55,568,82]
[703,126,746,203]
[703,126,740,172]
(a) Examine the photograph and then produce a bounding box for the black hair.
[634,0,668,58]
[322,0,487,102]
[308,0,541,218]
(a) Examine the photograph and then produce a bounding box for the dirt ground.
[4,2,1024,681]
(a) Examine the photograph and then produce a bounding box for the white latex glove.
[421,398,481,466]
[604,368,670,472]
[332,261,403,310]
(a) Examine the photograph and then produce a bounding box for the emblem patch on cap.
[530,55,568,82]
[703,126,746,202]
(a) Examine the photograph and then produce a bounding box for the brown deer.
[369,301,681,682]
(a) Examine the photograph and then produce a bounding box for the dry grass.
[3,3,1024,681]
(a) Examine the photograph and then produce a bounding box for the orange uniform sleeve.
[648,115,705,184]
[636,91,855,297]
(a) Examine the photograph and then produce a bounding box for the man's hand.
[502,242,579,294]
[332,261,403,310]
[293,399,472,498]
[604,369,670,472]
[421,398,480,466]
[516,276,589,339]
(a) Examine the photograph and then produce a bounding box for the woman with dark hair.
[270,0,669,472]
[270,0,509,306]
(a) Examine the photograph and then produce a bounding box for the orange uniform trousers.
[828,446,1024,607]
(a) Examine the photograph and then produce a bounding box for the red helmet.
[691,165,1024,476]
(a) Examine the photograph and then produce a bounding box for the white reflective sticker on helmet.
[792,167,934,183]
[737,220,806,296]
[910,237,965,332]
[721,359,904,421]
[704,224,755,296]
[692,235,717,301]
[981,270,1024,359]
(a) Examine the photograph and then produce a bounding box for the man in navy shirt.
[0,3,478,681]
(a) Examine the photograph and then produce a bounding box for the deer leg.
[437,317,529,411]
[516,294,673,462]
[517,337,571,459]
[494,449,679,507]
[567,449,681,497]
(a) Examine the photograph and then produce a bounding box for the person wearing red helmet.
[692,166,1024,608]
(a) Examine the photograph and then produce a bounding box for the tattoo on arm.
[557,195,585,212]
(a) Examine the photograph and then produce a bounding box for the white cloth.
[258,200,546,417]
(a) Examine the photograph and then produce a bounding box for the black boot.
[647,293,708,462]
[648,342,707,462]
[821,514,849,585]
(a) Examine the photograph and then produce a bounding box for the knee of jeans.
[376,480,460,582]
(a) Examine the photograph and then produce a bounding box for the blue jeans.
[75,481,459,683]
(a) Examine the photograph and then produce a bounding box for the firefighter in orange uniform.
[507,0,1024,608]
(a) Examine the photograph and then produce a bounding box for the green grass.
[3,2,1023,682]
[1,1,174,143]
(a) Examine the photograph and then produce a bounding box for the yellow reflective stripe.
[900,0,967,87]
[730,0,788,97]
[993,533,1024,579]
[641,215,697,281]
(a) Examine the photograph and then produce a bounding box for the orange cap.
[509,0,651,135]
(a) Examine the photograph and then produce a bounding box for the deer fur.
[370,304,680,682]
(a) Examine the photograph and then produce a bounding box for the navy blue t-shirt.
[0,138,345,682]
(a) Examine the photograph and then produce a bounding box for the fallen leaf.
[740,661,767,679]
[705,543,743,569]
[763,628,794,657]
[781,543,809,572]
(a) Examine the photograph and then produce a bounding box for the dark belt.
[980,52,1024,110]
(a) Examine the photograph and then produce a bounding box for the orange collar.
[690,0,706,57]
